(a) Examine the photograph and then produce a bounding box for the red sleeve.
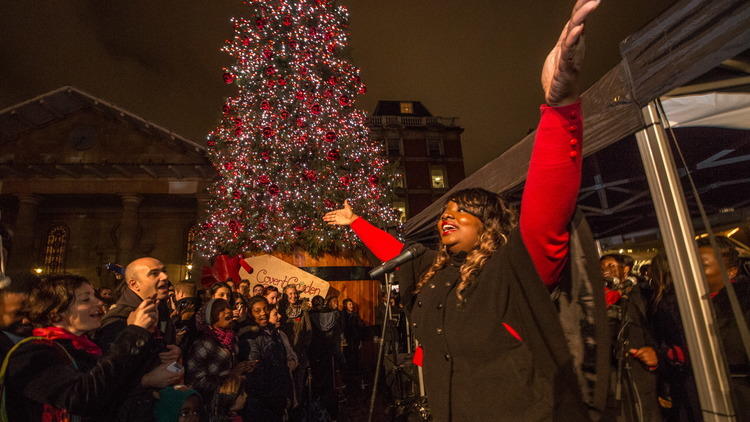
[351,217,404,262]
[520,102,583,287]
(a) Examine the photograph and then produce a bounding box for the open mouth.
[90,310,104,319]
[441,222,457,235]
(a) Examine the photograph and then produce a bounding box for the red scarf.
[32,326,103,357]
[210,326,236,349]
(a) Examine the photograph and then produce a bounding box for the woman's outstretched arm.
[520,0,599,287]
[323,200,404,262]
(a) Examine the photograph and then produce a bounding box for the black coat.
[396,228,588,421]
[711,276,750,421]
[5,326,155,422]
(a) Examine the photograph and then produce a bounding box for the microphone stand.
[368,272,394,422]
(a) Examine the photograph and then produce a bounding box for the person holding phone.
[4,274,177,421]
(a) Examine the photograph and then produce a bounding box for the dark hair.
[28,274,90,326]
[311,295,325,309]
[210,282,233,300]
[208,299,230,326]
[649,254,671,308]
[600,253,629,266]
[246,296,269,325]
[417,188,516,302]
[2,272,37,296]
[698,236,740,268]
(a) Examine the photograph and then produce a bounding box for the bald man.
[93,257,183,419]
[96,257,176,354]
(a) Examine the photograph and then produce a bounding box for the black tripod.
[368,273,428,422]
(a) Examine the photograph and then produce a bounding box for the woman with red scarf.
[184,298,255,417]
[3,274,166,421]
[323,1,600,420]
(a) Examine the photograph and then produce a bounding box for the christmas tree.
[197,0,399,257]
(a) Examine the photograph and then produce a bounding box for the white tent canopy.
[662,92,750,129]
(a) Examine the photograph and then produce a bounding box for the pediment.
[0,87,213,180]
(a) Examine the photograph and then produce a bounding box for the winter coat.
[648,287,700,421]
[5,325,155,421]
[395,228,589,422]
[184,332,237,406]
[238,325,290,422]
[711,276,750,421]
[341,310,365,349]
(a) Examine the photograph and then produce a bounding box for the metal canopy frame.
[637,102,735,420]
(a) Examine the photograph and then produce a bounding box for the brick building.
[368,100,465,220]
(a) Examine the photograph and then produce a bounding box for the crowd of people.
[0,238,747,421]
[598,237,750,421]
[0,256,369,422]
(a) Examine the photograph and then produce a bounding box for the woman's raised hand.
[541,0,601,106]
[322,200,359,226]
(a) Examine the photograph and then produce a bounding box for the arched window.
[43,225,69,274]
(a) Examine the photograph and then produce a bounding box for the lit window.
[43,225,69,274]
[430,166,446,189]
[400,102,414,114]
[386,138,402,156]
[427,138,443,156]
[393,201,407,223]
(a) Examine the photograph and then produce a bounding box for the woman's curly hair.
[28,274,90,326]
[414,188,517,303]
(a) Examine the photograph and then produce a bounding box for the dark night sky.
[0,0,675,175]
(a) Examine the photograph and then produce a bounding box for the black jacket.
[711,276,750,421]
[96,288,176,353]
[238,325,291,401]
[5,326,155,421]
[396,228,589,421]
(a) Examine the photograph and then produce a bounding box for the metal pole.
[635,101,735,421]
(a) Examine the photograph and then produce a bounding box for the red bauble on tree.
[257,175,271,185]
[326,148,340,161]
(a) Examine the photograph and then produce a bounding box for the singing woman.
[323,1,600,420]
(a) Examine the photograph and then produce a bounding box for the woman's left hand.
[541,0,601,106]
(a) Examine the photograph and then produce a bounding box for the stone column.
[9,194,41,272]
[116,194,142,265]
[190,194,211,285]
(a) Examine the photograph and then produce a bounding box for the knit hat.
[153,387,200,422]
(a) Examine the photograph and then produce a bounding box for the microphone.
[369,244,426,279]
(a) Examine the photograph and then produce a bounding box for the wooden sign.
[238,254,330,300]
